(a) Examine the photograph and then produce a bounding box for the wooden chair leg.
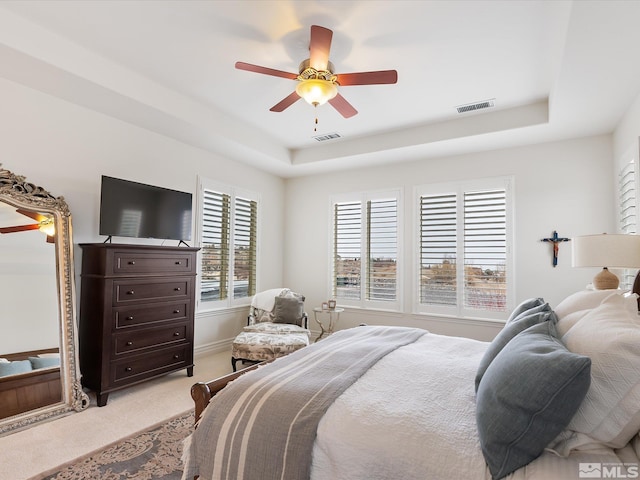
[231,357,238,372]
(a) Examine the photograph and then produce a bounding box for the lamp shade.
[572,234,640,268]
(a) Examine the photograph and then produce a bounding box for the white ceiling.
[0,0,639,177]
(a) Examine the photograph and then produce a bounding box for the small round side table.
[313,307,344,342]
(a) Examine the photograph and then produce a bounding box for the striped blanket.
[181,326,427,480]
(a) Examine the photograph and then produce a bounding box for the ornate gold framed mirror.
[0,165,88,435]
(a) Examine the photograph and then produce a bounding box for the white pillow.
[554,289,623,320]
[0,358,8,363]
[556,293,640,453]
[556,309,592,337]
[37,353,60,359]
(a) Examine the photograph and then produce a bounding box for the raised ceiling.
[0,0,639,177]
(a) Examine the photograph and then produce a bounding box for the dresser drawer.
[113,323,190,355]
[113,302,190,329]
[111,345,191,384]
[113,277,193,305]
[113,251,196,275]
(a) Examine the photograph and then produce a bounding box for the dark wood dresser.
[78,243,199,406]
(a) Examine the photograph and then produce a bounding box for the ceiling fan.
[0,209,55,243]
[235,25,398,118]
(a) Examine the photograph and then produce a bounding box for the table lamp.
[572,234,640,290]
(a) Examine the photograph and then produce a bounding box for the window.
[618,155,638,289]
[416,178,513,319]
[332,191,400,310]
[198,178,258,308]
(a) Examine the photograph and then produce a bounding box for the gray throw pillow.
[29,356,60,369]
[273,296,304,326]
[507,297,545,322]
[476,321,591,480]
[0,359,32,377]
[474,301,555,391]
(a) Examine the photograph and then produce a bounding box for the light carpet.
[0,349,232,480]
[36,411,194,480]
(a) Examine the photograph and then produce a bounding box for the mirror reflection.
[0,202,61,419]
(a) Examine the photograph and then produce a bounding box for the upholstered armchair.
[231,288,311,371]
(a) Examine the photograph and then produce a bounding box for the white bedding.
[311,333,634,480]
[184,329,638,480]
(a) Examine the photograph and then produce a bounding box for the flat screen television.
[99,175,192,241]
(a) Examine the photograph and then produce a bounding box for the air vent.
[313,132,341,142]
[456,99,495,114]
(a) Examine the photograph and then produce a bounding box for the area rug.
[35,411,194,480]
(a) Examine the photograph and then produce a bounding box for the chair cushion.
[244,322,310,335]
[232,331,310,363]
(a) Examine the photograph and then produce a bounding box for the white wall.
[284,135,615,341]
[0,71,622,347]
[0,77,286,353]
[614,91,640,164]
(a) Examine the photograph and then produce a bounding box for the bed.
[0,348,61,419]
[183,290,640,480]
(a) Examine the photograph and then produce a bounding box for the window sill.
[196,304,249,316]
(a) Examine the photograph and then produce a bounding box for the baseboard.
[194,338,233,358]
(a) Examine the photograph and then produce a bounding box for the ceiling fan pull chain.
[314,105,318,132]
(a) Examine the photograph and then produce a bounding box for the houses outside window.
[416,177,513,320]
[331,190,401,310]
[197,178,258,309]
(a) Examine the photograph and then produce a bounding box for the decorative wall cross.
[541,230,571,267]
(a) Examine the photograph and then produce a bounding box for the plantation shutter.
[333,202,362,300]
[620,162,637,235]
[201,190,230,301]
[619,161,637,289]
[367,198,397,301]
[463,189,507,311]
[233,197,257,299]
[419,193,457,306]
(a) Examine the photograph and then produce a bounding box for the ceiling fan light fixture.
[38,217,55,236]
[295,79,338,106]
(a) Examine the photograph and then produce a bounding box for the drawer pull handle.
[174,287,181,292]
[128,261,136,265]
[125,367,132,372]
[173,309,180,314]
[174,332,181,337]
[126,316,134,321]
[175,261,181,265]
[126,341,133,346]
[127,290,135,295]
[173,355,180,360]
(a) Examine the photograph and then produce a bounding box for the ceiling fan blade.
[309,25,333,71]
[329,93,358,118]
[270,91,301,112]
[235,62,298,80]
[0,224,40,234]
[336,70,398,86]
[16,209,46,222]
